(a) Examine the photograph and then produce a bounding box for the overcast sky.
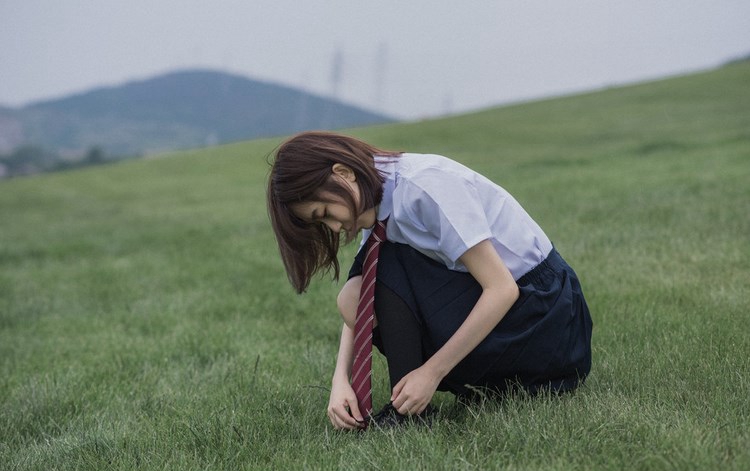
[1,1,748,119]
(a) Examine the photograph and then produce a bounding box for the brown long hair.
[267,131,400,293]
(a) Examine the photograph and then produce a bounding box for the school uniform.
[349,153,593,396]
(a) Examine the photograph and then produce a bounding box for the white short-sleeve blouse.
[361,153,553,280]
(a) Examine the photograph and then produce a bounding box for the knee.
[337,276,361,329]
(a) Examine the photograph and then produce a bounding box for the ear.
[331,163,356,182]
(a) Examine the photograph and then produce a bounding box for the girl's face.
[292,196,376,237]
[291,164,377,238]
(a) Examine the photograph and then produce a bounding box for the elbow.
[506,282,520,304]
[486,281,519,309]
[337,277,361,329]
[336,290,353,329]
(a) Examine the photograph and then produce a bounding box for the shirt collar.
[375,156,396,221]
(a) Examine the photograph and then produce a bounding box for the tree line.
[0,146,110,179]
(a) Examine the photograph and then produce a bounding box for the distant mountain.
[0,69,393,161]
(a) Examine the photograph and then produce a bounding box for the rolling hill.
[0,69,392,174]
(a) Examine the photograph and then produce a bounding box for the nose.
[324,219,343,233]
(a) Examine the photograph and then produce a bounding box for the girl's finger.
[336,413,352,430]
[337,404,362,429]
[330,408,344,428]
[333,409,352,430]
[330,403,356,430]
[347,400,365,424]
[391,377,406,402]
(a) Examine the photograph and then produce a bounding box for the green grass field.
[1,62,749,470]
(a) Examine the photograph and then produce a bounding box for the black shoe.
[368,402,435,428]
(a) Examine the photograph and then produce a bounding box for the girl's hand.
[327,376,365,430]
[390,365,441,415]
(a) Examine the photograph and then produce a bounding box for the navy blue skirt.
[349,242,593,396]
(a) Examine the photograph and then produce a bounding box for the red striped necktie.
[351,218,388,425]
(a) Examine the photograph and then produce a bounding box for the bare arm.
[331,322,355,384]
[391,239,519,414]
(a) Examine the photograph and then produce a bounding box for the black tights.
[374,281,425,389]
